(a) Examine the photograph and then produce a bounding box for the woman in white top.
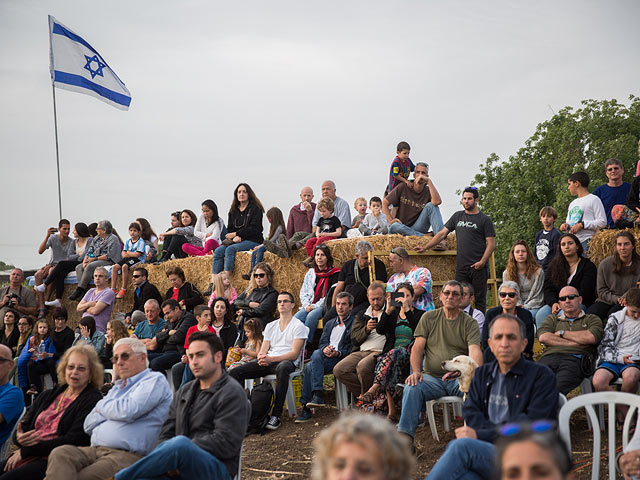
[503,240,545,319]
[182,199,224,257]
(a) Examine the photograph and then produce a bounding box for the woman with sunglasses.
[482,281,534,362]
[233,262,277,346]
[536,232,597,328]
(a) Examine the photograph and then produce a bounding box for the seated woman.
[234,262,278,346]
[294,244,340,344]
[156,209,199,263]
[358,283,422,420]
[0,344,103,480]
[51,307,74,362]
[72,316,106,360]
[136,217,158,262]
[587,230,640,320]
[69,220,122,302]
[242,207,288,280]
[18,319,56,399]
[182,200,225,257]
[101,319,129,369]
[209,183,264,288]
[36,223,91,310]
[0,309,19,355]
[502,240,544,319]
[164,266,203,313]
[8,316,32,385]
[535,233,597,328]
[482,281,534,362]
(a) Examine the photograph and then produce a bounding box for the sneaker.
[25,386,38,396]
[302,257,313,268]
[306,393,325,408]
[295,407,314,423]
[37,308,47,319]
[34,284,46,293]
[203,282,213,296]
[276,234,292,258]
[265,415,281,430]
[241,273,251,281]
[264,237,288,258]
[45,299,62,308]
[116,289,127,299]
[68,287,85,301]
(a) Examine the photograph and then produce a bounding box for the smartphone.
[390,292,403,307]
[630,356,640,363]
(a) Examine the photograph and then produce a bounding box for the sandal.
[357,391,377,404]
[116,289,127,299]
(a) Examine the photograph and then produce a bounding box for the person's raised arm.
[426,177,442,206]
[38,229,55,255]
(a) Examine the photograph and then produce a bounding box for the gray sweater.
[596,255,640,306]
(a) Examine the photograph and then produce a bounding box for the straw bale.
[587,228,640,267]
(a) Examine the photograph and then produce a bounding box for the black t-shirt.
[444,210,495,269]
[338,258,388,305]
[317,216,341,234]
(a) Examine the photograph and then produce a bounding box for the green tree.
[472,95,640,272]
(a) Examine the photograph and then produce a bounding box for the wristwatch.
[557,330,565,338]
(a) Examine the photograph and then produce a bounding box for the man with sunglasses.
[124,267,162,327]
[44,338,172,479]
[426,313,558,479]
[537,286,603,394]
[397,280,482,446]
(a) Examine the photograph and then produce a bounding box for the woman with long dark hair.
[503,240,544,318]
[135,217,158,261]
[182,200,225,257]
[156,209,199,263]
[242,207,288,280]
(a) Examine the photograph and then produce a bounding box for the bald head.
[0,345,12,359]
[0,344,14,384]
[558,286,582,317]
[321,181,337,200]
[300,186,314,205]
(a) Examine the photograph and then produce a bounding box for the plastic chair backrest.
[558,391,640,480]
[0,407,26,461]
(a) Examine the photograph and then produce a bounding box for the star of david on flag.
[48,15,132,110]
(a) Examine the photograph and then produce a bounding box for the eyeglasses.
[558,294,579,301]
[0,358,12,363]
[606,167,621,171]
[441,290,461,297]
[498,420,556,437]
[112,352,135,363]
[18,323,29,327]
[277,299,293,304]
[499,292,517,298]
[253,273,266,278]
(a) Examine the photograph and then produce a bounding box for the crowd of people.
[3,142,640,478]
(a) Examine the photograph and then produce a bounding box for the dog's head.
[441,355,479,393]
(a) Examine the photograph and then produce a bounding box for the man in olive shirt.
[397,280,482,443]
[537,285,603,395]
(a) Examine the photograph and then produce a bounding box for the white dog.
[441,355,479,394]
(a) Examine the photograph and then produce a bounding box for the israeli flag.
[48,15,132,110]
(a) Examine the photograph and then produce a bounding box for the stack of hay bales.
[59,234,458,327]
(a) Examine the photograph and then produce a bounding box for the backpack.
[246,382,273,435]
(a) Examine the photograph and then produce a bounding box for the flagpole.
[51,83,63,220]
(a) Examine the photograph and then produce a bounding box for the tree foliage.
[472,95,640,272]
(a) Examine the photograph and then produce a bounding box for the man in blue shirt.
[43,338,173,479]
[130,300,166,349]
[426,314,558,480]
[0,344,24,446]
[593,158,632,228]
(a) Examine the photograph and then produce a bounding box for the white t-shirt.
[264,318,309,365]
[565,194,606,243]
[329,323,346,349]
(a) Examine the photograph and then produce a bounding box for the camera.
[7,293,20,305]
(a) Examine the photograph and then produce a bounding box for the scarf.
[312,267,340,304]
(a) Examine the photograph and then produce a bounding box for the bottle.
[36,340,45,359]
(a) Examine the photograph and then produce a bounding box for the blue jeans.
[295,307,324,343]
[397,375,461,437]
[389,202,444,236]
[249,245,266,272]
[426,438,496,480]
[114,435,231,480]
[212,240,259,273]
[300,349,341,405]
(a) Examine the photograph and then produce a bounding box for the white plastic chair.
[0,407,26,461]
[558,391,640,480]
[426,396,464,441]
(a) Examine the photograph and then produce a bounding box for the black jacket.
[164,282,203,313]
[159,373,250,478]
[542,257,597,307]
[0,327,19,355]
[227,203,264,245]
[482,306,535,361]
[626,176,640,211]
[376,308,423,354]
[129,281,163,318]
[16,384,102,458]
[156,311,197,354]
[52,326,75,361]
[234,286,278,328]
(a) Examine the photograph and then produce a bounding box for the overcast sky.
[2,0,639,269]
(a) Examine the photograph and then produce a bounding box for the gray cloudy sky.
[1,0,639,269]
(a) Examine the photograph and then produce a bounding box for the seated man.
[426,314,559,479]
[383,162,445,243]
[311,180,352,233]
[124,267,162,326]
[0,344,25,445]
[44,338,173,479]
[460,282,485,330]
[229,291,308,430]
[130,299,166,351]
[296,292,355,423]
[537,286,604,395]
[397,280,482,445]
[593,287,640,404]
[114,333,250,480]
[0,268,37,325]
[333,282,386,398]
[274,186,316,254]
[326,240,387,320]
[146,299,196,372]
[386,247,434,312]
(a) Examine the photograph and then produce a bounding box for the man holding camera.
[0,268,37,326]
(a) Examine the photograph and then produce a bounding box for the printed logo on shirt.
[536,239,550,261]
[567,205,583,226]
[456,220,478,229]
[400,196,427,210]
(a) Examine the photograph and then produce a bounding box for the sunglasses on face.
[499,292,517,298]
[112,351,135,363]
[441,290,460,297]
[132,274,143,279]
[253,273,266,278]
[558,294,579,301]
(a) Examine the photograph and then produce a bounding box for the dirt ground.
[241,385,615,480]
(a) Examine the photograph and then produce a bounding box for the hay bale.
[587,228,640,267]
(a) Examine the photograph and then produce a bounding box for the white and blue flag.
[48,15,132,110]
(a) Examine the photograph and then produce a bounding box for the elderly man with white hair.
[69,220,122,302]
[481,281,535,363]
[44,337,172,480]
[312,180,352,232]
